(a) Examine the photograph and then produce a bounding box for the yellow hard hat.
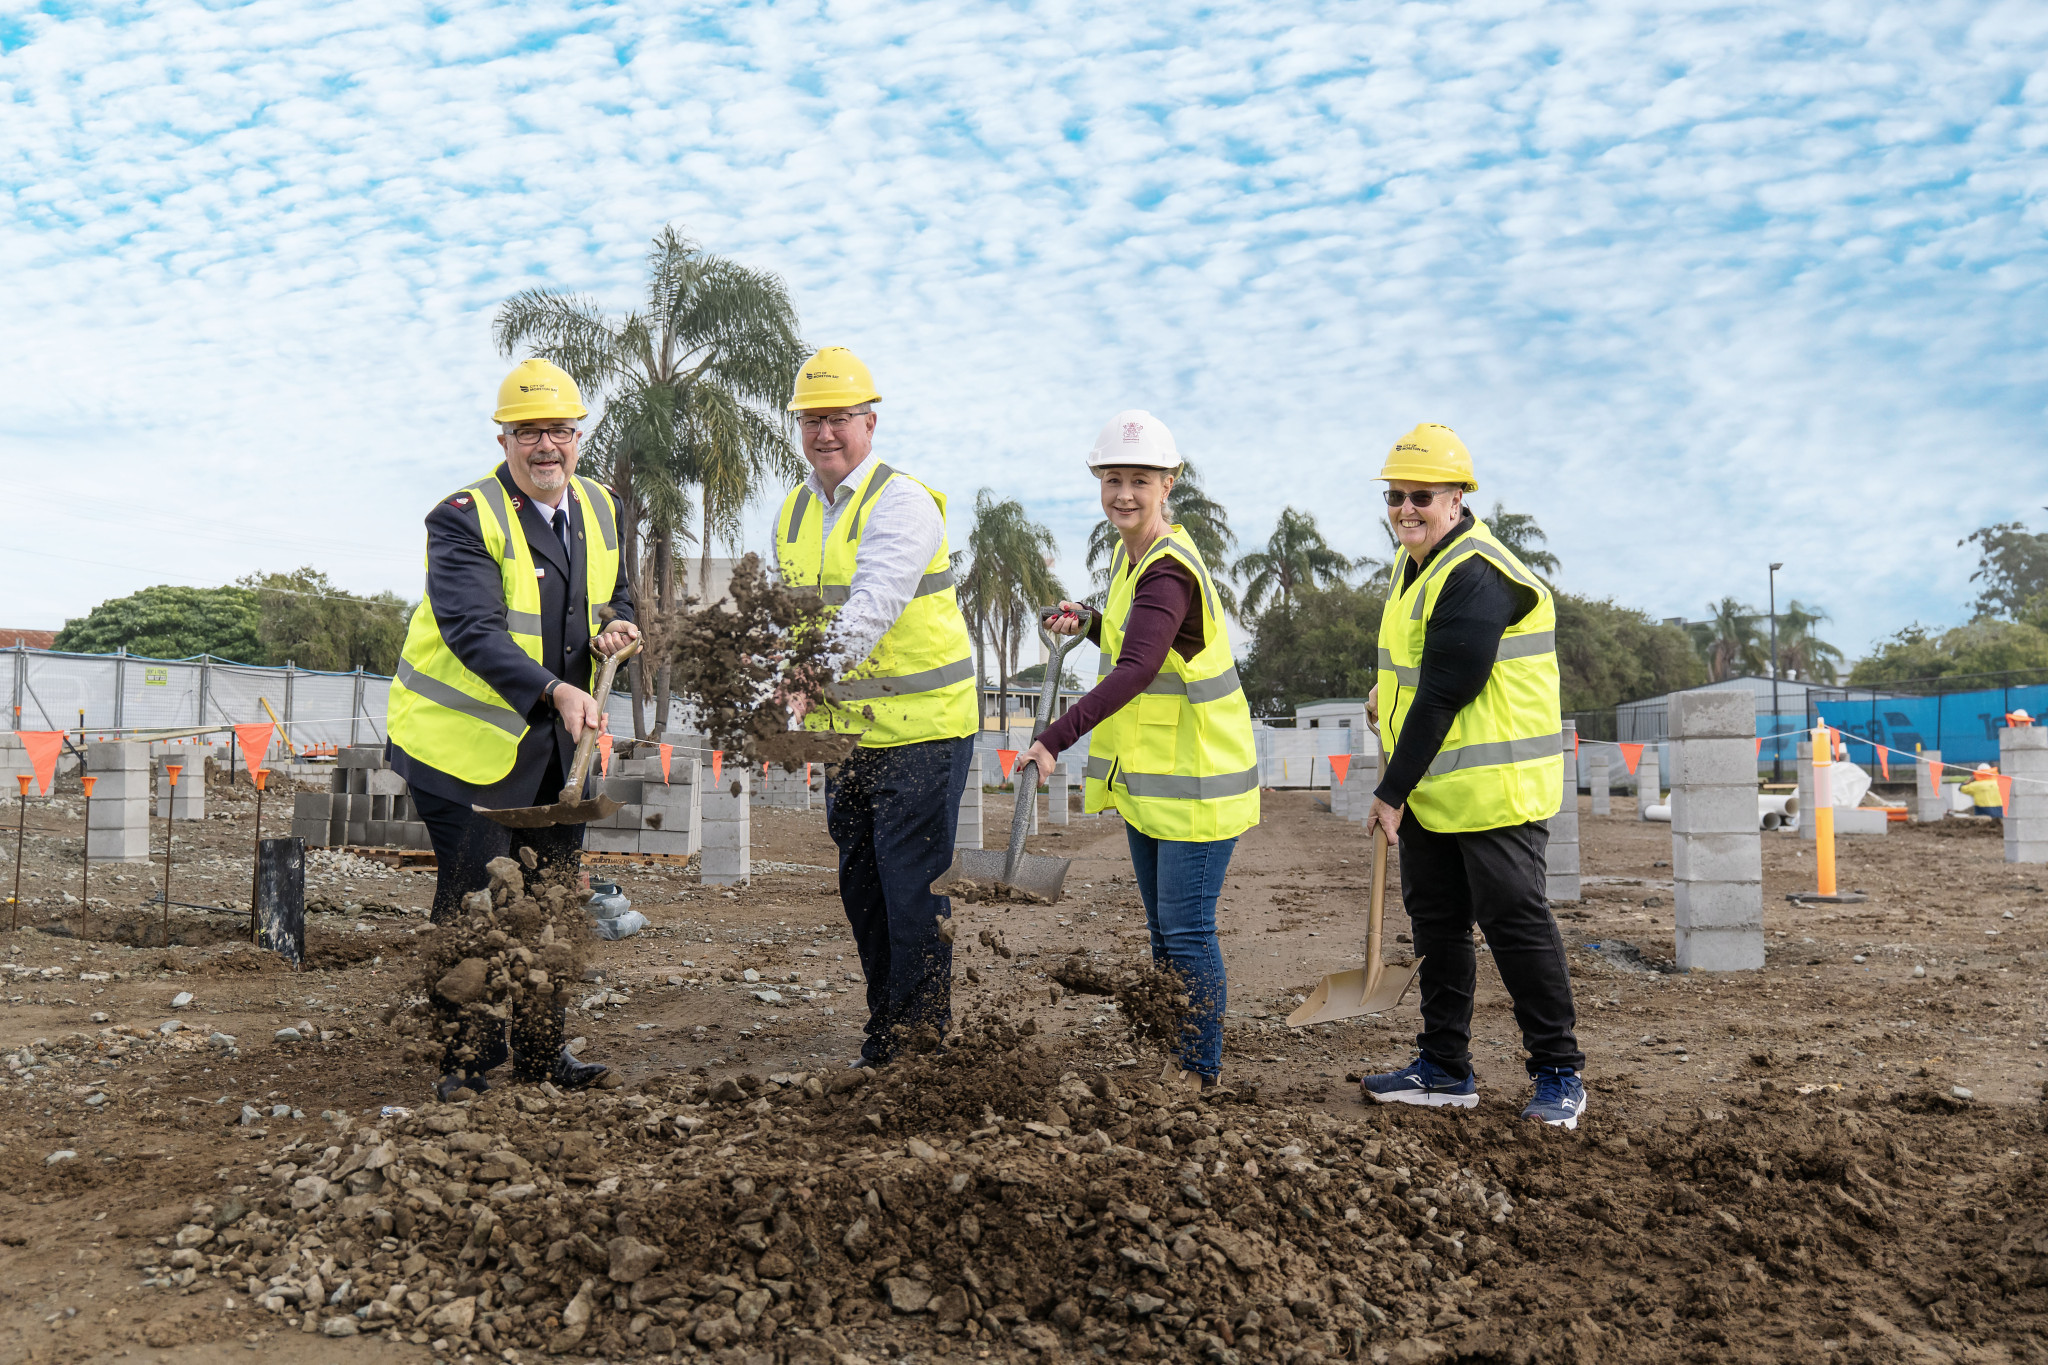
[493,359,588,424]
[1378,423,1477,491]
[788,346,881,412]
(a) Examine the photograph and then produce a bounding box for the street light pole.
[1769,562,1784,783]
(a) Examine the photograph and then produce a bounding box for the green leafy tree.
[958,491,1064,724]
[1687,598,1766,681]
[495,226,806,734]
[1084,459,1239,613]
[1011,661,1080,691]
[1234,507,1361,616]
[1849,620,2048,686]
[1961,518,2048,618]
[1237,581,1389,718]
[239,568,410,673]
[1774,599,1843,684]
[1484,501,1560,579]
[53,586,262,661]
[1553,594,1705,711]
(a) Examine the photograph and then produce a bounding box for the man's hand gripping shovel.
[1286,822,1422,1026]
[475,635,642,830]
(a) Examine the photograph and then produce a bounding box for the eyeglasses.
[511,426,580,447]
[1383,489,1456,508]
[798,412,870,434]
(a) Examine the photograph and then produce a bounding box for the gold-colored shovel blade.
[474,795,622,830]
[1285,958,1423,1028]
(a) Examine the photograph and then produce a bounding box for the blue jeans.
[1125,827,1236,1078]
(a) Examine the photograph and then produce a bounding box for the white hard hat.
[1086,409,1182,472]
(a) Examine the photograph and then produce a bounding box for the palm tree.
[1485,501,1560,579]
[1083,458,1239,614]
[959,492,1064,726]
[495,226,806,735]
[1687,598,1766,681]
[1233,507,1358,615]
[1777,600,1843,683]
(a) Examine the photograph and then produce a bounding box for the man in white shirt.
[774,347,981,1067]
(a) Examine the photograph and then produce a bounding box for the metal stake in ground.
[79,773,96,941]
[248,768,268,942]
[8,774,27,931]
[160,763,183,947]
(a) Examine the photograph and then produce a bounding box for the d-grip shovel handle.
[559,638,641,805]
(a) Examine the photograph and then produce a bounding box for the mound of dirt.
[178,1011,2048,1363]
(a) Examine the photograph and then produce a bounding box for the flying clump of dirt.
[662,552,857,772]
[390,850,590,1076]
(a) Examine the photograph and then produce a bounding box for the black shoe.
[435,1072,487,1103]
[550,1047,610,1090]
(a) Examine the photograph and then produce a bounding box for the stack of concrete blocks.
[289,745,429,849]
[1636,744,1662,820]
[1045,761,1070,826]
[700,766,750,886]
[0,733,33,789]
[1545,722,1580,903]
[956,753,983,851]
[1345,744,1381,825]
[1914,751,1946,823]
[1797,742,1815,842]
[84,741,151,864]
[1668,689,1763,971]
[154,749,209,821]
[586,743,699,856]
[1589,748,1612,815]
[754,764,813,811]
[2001,726,2048,863]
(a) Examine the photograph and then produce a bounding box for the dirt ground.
[1,769,2042,1364]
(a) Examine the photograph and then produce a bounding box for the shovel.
[477,636,642,830]
[931,607,1091,903]
[1286,823,1423,1027]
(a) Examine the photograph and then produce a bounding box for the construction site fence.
[1,645,641,750]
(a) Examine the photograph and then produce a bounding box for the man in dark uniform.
[387,358,638,1100]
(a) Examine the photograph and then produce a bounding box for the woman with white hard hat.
[1021,411,1260,1089]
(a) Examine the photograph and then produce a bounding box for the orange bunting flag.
[598,732,614,777]
[1755,737,1763,757]
[1997,775,2014,812]
[232,722,274,777]
[711,750,723,784]
[659,743,673,783]
[1618,742,1643,775]
[997,749,1019,782]
[1329,753,1352,786]
[1875,745,1890,780]
[14,731,64,795]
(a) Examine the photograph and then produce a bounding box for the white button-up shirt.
[802,452,946,676]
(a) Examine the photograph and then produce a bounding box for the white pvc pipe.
[1640,793,1800,830]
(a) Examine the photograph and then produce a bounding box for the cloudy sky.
[7,0,2046,669]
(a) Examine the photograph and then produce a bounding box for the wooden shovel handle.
[1364,823,1388,967]
[559,639,641,804]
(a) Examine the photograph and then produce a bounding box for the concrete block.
[338,746,384,769]
[89,797,149,829]
[1668,739,1757,788]
[1545,875,1579,904]
[584,827,638,854]
[1830,807,1889,836]
[1671,785,1762,836]
[293,793,332,820]
[1546,841,1580,876]
[347,768,368,794]
[1548,811,1579,840]
[1673,833,1762,885]
[369,795,392,821]
[1798,743,1815,842]
[392,795,412,822]
[639,829,694,856]
[1674,926,1764,972]
[613,804,645,830]
[1673,879,1763,929]
[1589,750,1611,815]
[603,778,644,804]
[291,819,328,847]
[86,825,151,863]
[365,770,408,797]
[1637,747,1662,820]
[86,741,149,772]
[1046,763,1070,826]
[2003,727,2048,755]
[957,755,984,851]
[403,822,432,849]
[700,821,748,852]
[365,820,389,846]
[1913,751,1944,823]
[346,821,368,845]
[1668,688,1754,740]
[83,770,149,801]
[2005,839,2048,864]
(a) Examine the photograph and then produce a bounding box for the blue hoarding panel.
[1816,684,2048,769]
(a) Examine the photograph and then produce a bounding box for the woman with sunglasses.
[1018,410,1259,1090]
[1358,424,1585,1128]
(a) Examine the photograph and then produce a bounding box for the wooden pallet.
[583,851,698,867]
[335,846,439,869]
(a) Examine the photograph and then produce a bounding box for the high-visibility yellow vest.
[773,461,978,749]
[1377,517,1562,832]
[388,473,621,786]
[1083,526,1260,841]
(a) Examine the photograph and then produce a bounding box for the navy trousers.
[825,736,974,1063]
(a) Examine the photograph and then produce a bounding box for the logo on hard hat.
[1394,442,1428,454]
[1123,423,1144,443]
[520,383,558,395]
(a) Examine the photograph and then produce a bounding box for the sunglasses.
[1383,489,1457,508]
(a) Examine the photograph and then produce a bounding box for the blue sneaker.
[1360,1056,1479,1110]
[1522,1069,1588,1129]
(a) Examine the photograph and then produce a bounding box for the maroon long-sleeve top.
[1038,556,1206,758]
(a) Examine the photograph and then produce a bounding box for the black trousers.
[824,736,973,1064]
[413,781,586,1079]
[1396,815,1583,1078]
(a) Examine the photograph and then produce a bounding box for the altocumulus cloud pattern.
[4,0,2046,649]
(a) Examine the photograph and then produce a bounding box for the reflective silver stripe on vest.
[1116,765,1262,800]
[1409,537,1545,619]
[848,464,897,543]
[828,655,974,702]
[1097,653,1115,678]
[815,568,954,608]
[505,609,543,636]
[472,477,514,537]
[1379,632,1552,685]
[786,486,813,541]
[1086,754,1114,781]
[1424,731,1562,777]
[1376,648,1419,687]
[394,658,526,737]
[1140,663,1243,703]
[577,477,617,552]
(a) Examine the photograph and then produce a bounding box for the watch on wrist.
[544,680,562,704]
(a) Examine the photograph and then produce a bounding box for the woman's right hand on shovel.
[1041,601,1090,637]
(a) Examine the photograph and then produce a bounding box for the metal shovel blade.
[477,794,621,830]
[929,847,1072,904]
[1286,958,1422,1027]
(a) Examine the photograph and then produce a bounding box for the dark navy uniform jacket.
[389,463,634,809]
